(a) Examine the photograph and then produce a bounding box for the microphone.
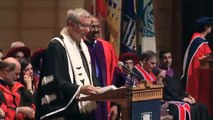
[117,61,138,77]
[152,67,161,75]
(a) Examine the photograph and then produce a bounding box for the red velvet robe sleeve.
[99,38,118,86]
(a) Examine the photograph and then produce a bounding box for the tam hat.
[6,46,31,59]
[195,17,213,26]
[119,52,140,65]
[30,48,46,69]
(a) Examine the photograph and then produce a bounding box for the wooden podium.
[79,84,163,120]
[199,53,213,115]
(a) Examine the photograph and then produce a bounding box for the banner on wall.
[106,0,122,55]
[85,0,122,55]
[137,0,156,53]
[120,0,137,53]
[85,0,156,54]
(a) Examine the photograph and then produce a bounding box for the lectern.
[200,53,213,115]
[79,84,163,120]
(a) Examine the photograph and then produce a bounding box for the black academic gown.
[163,76,209,120]
[36,36,94,120]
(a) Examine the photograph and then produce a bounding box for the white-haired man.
[36,8,99,120]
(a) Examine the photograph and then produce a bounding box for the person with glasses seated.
[115,52,140,87]
[132,50,166,85]
[36,8,99,120]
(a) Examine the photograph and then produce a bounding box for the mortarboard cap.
[195,17,213,26]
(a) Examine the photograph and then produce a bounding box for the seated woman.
[19,58,36,94]
[131,50,166,85]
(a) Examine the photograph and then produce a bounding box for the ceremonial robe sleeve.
[36,40,82,119]
[41,40,80,102]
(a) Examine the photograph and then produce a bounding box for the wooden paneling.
[0,0,84,54]
[59,10,67,28]
[155,0,183,75]
[0,10,17,27]
[22,0,55,9]
[0,0,183,76]
[22,10,55,27]
[0,0,16,8]
[0,30,18,53]
[59,0,84,9]
[21,29,55,50]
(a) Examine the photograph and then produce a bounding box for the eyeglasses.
[76,22,90,29]
[90,25,101,29]
[124,61,133,65]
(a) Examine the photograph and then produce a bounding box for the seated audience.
[6,46,31,61]
[0,57,35,119]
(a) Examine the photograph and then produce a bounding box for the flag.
[137,0,156,53]
[106,0,122,55]
[85,0,107,17]
[85,0,122,55]
[84,0,95,15]
[96,0,107,17]
[120,0,137,53]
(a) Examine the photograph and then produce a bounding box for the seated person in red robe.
[0,58,35,120]
[131,50,166,85]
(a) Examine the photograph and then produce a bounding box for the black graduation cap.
[195,17,213,26]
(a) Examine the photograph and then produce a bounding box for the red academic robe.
[182,33,211,101]
[96,38,118,117]
[97,38,118,85]
[85,38,119,120]
[133,64,157,83]
[0,82,26,120]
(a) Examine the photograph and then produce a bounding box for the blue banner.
[137,0,155,37]
[120,0,136,53]
[137,0,156,53]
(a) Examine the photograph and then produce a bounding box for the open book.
[97,85,118,94]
